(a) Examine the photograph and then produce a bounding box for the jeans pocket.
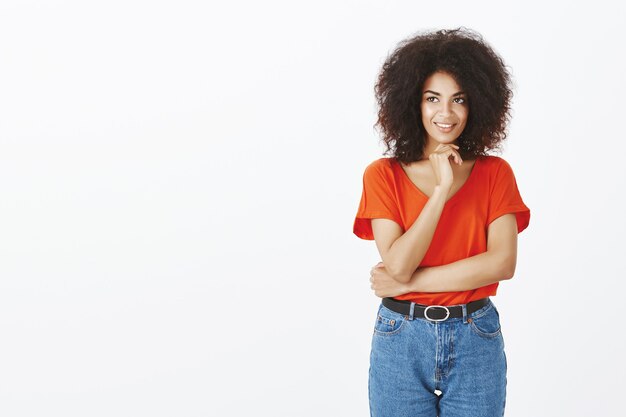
[468,304,501,339]
[373,304,407,336]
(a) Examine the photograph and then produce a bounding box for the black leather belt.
[382,296,490,322]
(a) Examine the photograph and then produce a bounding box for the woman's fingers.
[437,148,462,165]
[452,149,463,165]
[429,143,464,186]
[436,143,459,150]
[438,145,462,165]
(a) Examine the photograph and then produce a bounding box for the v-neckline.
[393,157,481,204]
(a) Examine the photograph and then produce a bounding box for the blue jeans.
[369,298,507,417]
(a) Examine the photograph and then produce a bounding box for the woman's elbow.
[386,264,413,284]
[501,258,517,280]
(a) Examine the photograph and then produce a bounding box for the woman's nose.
[440,100,456,117]
[439,105,451,117]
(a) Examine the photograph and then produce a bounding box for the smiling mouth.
[434,122,456,132]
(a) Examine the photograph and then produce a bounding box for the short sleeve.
[487,158,531,234]
[353,161,403,240]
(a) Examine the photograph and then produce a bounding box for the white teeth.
[435,123,453,128]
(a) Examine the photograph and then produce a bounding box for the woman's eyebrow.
[423,90,465,96]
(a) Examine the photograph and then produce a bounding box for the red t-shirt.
[353,155,530,306]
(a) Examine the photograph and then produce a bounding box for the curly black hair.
[373,27,514,163]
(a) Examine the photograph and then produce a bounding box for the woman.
[353,27,531,416]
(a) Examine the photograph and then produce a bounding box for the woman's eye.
[425,96,465,104]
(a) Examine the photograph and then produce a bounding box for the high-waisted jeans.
[369,297,507,417]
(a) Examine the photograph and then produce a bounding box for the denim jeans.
[369,298,507,417]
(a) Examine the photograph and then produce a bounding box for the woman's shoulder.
[363,157,397,175]
[479,154,504,163]
[360,157,399,186]
[478,154,512,170]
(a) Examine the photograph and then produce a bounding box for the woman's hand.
[369,262,411,298]
[428,143,463,189]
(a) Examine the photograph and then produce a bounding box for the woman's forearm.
[385,185,450,283]
[405,250,512,293]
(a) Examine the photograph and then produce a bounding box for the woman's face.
[420,71,469,146]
